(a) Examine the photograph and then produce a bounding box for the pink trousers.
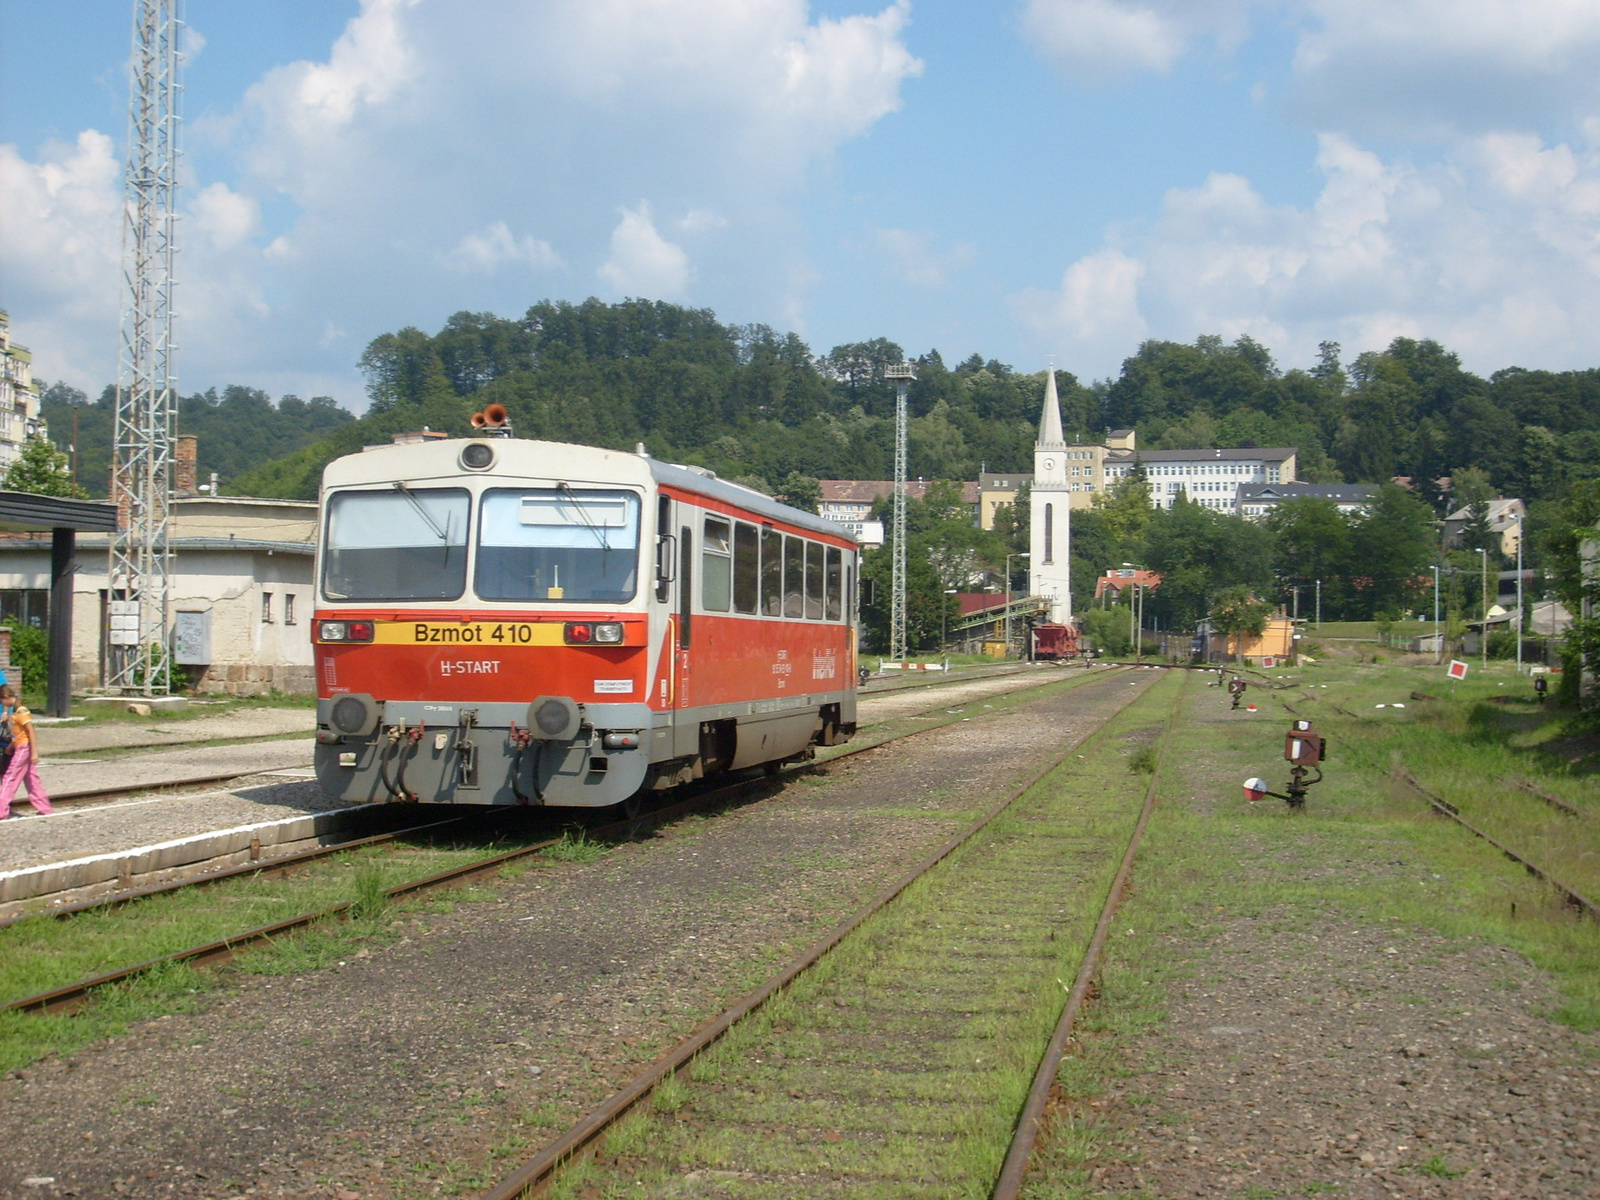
[0,744,52,817]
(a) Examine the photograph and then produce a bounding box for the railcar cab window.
[476,488,641,602]
[323,486,470,601]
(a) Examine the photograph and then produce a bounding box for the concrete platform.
[0,797,368,910]
[35,737,315,800]
[35,705,312,756]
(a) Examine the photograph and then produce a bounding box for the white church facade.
[1029,370,1073,625]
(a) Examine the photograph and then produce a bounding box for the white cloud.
[191,182,260,250]
[1291,0,1600,138]
[875,228,977,287]
[1020,0,1186,76]
[599,202,693,299]
[444,222,562,273]
[0,131,123,391]
[1015,130,1600,378]
[1012,248,1147,369]
[1020,0,1259,78]
[4,0,919,403]
[679,209,728,234]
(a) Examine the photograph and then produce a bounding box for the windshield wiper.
[394,481,450,542]
[557,481,612,551]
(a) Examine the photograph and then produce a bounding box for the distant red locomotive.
[312,419,859,809]
[1030,622,1081,660]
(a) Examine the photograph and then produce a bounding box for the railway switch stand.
[1227,676,1247,709]
[1242,719,1327,810]
[1534,674,1548,704]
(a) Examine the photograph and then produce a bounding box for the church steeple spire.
[1036,368,1066,451]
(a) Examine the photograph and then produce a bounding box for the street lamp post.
[1122,563,1143,662]
[1476,547,1489,669]
[1515,513,1524,676]
[1004,552,1029,658]
[1431,564,1441,665]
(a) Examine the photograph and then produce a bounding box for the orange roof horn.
[470,403,513,437]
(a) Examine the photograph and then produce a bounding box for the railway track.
[1266,688,1597,923]
[1391,767,1600,923]
[476,667,1185,1199]
[2,665,1129,1019]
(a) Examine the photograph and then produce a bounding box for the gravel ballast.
[0,669,1147,1199]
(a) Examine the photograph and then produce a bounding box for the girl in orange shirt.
[0,684,53,819]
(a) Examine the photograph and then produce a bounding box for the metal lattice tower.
[885,362,915,662]
[108,0,183,694]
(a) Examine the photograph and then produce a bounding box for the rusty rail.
[1394,768,1599,923]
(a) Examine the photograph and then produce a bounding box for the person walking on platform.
[0,684,53,819]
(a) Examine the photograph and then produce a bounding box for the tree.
[777,472,820,513]
[1267,497,1352,614]
[1209,586,1273,663]
[1347,484,1438,618]
[3,437,88,498]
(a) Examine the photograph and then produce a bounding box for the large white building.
[0,311,45,474]
[1104,440,1297,514]
[1029,370,1073,624]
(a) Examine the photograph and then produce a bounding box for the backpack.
[0,708,13,771]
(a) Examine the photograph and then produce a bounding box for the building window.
[262,592,273,623]
[1043,503,1054,564]
[284,593,297,625]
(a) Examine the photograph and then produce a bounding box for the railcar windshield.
[322,486,470,601]
[475,487,641,602]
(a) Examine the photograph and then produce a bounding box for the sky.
[5,0,1600,410]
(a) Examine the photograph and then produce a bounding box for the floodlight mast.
[886,362,916,662]
[108,0,183,695]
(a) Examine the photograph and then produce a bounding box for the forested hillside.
[41,298,1600,511]
[39,382,355,498]
[32,298,1600,649]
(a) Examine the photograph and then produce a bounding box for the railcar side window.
[825,546,843,621]
[733,522,759,613]
[783,535,804,618]
[760,528,783,616]
[702,517,732,612]
[475,488,640,602]
[804,541,824,620]
[322,487,470,602]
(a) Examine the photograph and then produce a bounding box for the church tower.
[1029,369,1072,624]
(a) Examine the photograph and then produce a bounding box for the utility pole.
[108,0,183,695]
[1315,578,1322,628]
[886,362,915,662]
[1440,563,1452,668]
[1515,513,1524,675]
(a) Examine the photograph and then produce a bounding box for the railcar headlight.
[460,442,495,470]
[565,621,624,644]
[318,620,374,643]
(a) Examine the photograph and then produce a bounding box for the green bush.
[1486,629,1518,659]
[1,623,48,698]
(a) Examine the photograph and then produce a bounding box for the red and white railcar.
[312,427,859,808]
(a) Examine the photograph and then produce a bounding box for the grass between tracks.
[533,671,1184,1200]
[1016,657,1600,1198]
[0,841,543,1075]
